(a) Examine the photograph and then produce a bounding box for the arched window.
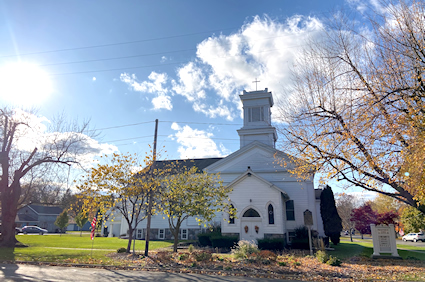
[229,204,235,224]
[268,204,274,224]
[242,208,261,217]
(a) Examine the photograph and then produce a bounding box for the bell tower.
[237,88,277,148]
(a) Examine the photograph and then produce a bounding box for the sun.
[0,62,53,106]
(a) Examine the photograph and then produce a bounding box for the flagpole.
[91,237,94,257]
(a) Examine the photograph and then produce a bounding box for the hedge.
[257,238,287,251]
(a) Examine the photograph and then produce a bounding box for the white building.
[104,88,324,243]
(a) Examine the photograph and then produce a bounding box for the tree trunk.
[350,229,353,242]
[0,182,21,247]
[127,227,133,253]
[173,230,179,252]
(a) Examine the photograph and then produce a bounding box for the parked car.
[15,227,22,235]
[402,233,425,242]
[0,224,22,235]
[22,226,48,235]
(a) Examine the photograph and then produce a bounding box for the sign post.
[303,209,314,256]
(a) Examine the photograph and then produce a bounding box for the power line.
[105,135,239,143]
[87,121,154,132]
[39,48,197,67]
[0,27,239,58]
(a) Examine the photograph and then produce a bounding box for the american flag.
[90,217,97,240]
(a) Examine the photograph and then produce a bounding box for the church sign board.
[370,224,400,259]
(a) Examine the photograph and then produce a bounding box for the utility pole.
[144,119,158,256]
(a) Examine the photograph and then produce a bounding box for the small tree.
[351,203,377,239]
[160,164,235,252]
[75,211,88,237]
[401,206,425,234]
[320,185,342,245]
[77,153,164,253]
[54,210,69,235]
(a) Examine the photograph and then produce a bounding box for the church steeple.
[237,88,277,148]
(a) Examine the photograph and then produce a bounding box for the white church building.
[104,88,324,243]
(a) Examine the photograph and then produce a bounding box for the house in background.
[16,204,63,233]
[67,219,91,232]
[103,88,324,243]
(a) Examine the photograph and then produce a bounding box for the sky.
[0,0,379,199]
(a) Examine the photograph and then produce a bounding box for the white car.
[402,233,425,242]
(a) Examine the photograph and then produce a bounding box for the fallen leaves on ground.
[106,250,425,281]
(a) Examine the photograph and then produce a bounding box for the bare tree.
[278,0,425,214]
[335,193,357,241]
[0,108,95,247]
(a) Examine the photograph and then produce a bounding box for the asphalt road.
[0,263,301,282]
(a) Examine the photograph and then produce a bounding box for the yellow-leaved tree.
[77,152,164,253]
[160,163,235,252]
[278,0,425,214]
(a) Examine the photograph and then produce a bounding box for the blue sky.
[0,0,378,199]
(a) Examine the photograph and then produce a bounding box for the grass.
[0,233,172,265]
[335,239,425,260]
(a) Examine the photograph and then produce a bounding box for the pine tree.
[320,185,343,245]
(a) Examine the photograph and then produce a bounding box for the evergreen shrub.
[210,235,238,249]
[258,238,286,251]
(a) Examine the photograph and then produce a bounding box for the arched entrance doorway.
[240,208,263,242]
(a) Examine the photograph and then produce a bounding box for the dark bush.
[197,233,213,247]
[330,233,340,245]
[117,247,126,253]
[294,226,309,239]
[290,238,309,250]
[258,238,286,251]
[197,226,221,247]
[210,235,238,249]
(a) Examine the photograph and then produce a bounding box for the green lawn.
[335,239,425,260]
[0,233,172,265]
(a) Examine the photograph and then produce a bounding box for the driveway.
[0,263,301,282]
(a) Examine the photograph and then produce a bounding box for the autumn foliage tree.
[401,206,425,233]
[75,211,88,236]
[160,163,235,252]
[77,153,163,253]
[351,203,377,239]
[278,0,425,214]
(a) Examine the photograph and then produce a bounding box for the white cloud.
[120,72,173,111]
[173,15,325,120]
[120,15,326,120]
[170,122,228,158]
[10,109,118,168]
[152,95,173,111]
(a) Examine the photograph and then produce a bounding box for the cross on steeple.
[252,78,260,91]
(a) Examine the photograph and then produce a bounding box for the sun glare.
[0,62,53,106]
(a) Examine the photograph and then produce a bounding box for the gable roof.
[27,204,63,215]
[204,141,294,172]
[154,158,223,172]
[227,168,289,200]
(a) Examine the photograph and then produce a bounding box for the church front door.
[240,208,263,242]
